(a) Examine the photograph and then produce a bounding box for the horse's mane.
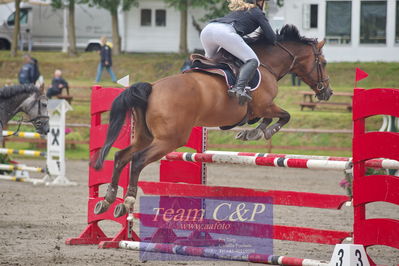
[252,24,317,45]
[0,84,39,99]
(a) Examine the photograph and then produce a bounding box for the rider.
[200,0,276,104]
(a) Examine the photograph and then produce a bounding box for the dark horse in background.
[0,84,50,143]
[94,25,333,217]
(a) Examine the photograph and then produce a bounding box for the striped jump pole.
[177,151,399,170]
[164,152,351,170]
[0,164,45,173]
[206,150,351,161]
[0,174,45,184]
[0,148,46,158]
[119,241,329,266]
[206,151,399,169]
[2,131,46,139]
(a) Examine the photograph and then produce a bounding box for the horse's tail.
[92,82,153,170]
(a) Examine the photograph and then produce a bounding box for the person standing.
[95,36,117,83]
[18,54,40,85]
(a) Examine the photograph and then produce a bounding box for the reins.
[260,42,297,81]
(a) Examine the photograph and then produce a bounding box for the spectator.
[46,70,69,98]
[95,36,117,83]
[19,29,32,52]
[18,54,40,85]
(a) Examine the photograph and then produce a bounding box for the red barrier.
[352,88,399,264]
[66,86,399,264]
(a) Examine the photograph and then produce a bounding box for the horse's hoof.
[264,125,281,140]
[246,129,263,141]
[114,203,128,218]
[236,130,248,141]
[94,200,110,215]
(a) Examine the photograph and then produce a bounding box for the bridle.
[260,42,330,97]
[25,94,49,127]
[2,93,49,137]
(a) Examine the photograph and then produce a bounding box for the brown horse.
[93,25,333,217]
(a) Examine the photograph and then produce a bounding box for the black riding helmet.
[245,0,265,9]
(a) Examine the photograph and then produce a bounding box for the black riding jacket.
[211,7,276,44]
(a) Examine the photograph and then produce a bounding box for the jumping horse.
[93,25,333,217]
[0,84,49,143]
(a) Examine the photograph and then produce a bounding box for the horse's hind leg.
[94,138,152,214]
[113,139,183,218]
[95,110,153,215]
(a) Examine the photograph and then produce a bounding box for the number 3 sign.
[329,244,370,266]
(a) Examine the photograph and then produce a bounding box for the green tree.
[51,0,85,56]
[10,0,21,57]
[88,0,138,55]
[164,0,223,54]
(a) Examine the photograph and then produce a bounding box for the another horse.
[0,84,49,143]
[93,25,333,217]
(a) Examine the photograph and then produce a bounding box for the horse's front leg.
[261,104,291,140]
[236,104,290,141]
[236,118,273,141]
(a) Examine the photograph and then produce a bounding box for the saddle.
[190,49,242,77]
[186,50,261,130]
[187,49,261,91]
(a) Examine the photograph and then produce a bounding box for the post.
[45,99,75,185]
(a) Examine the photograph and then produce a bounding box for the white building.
[120,0,207,53]
[121,0,399,62]
[268,0,399,62]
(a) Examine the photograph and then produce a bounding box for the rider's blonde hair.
[228,0,256,11]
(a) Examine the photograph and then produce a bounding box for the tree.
[164,0,226,54]
[88,0,138,55]
[10,0,21,57]
[51,0,82,56]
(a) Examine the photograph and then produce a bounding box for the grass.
[1,51,397,160]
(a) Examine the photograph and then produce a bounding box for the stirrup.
[227,86,239,97]
[237,89,252,105]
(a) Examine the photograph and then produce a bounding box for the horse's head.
[20,90,49,135]
[292,39,333,101]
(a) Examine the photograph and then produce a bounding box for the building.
[122,0,399,62]
[120,0,207,53]
[269,0,399,62]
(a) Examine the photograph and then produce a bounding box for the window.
[396,1,399,43]
[310,5,318,28]
[326,1,351,44]
[7,9,29,26]
[303,4,318,29]
[360,1,387,44]
[156,9,166,27]
[141,9,151,26]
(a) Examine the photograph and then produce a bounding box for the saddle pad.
[186,61,261,91]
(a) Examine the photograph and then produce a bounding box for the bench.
[56,95,73,104]
[299,91,353,111]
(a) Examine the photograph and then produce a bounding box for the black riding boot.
[227,58,258,105]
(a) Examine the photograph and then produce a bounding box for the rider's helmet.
[245,0,265,9]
